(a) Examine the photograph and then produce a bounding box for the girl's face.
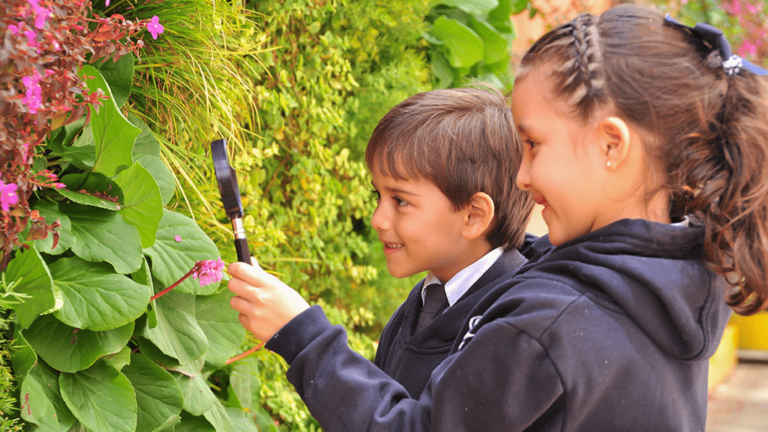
[512,67,657,246]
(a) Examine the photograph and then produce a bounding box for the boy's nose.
[371,204,390,232]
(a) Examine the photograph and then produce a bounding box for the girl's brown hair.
[518,4,768,314]
[366,87,534,251]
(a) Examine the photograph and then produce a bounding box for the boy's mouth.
[382,242,403,255]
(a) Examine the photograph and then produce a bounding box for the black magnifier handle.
[210,139,251,264]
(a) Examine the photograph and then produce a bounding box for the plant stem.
[150,267,196,301]
[225,343,264,365]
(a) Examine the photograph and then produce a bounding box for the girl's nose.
[516,156,532,191]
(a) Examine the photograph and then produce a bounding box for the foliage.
[423,0,530,90]
[651,0,768,66]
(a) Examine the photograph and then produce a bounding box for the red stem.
[150,266,196,301]
[225,343,265,365]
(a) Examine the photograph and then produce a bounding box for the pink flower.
[738,41,758,58]
[8,22,23,35]
[54,183,66,189]
[21,71,43,113]
[24,29,38,47]
[106,0,110,5]
[0,181,20,212]
[146,16,164,40]
[174,235,182,242]
[192,258,225,287]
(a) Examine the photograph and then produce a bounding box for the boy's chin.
[386,264,421,279]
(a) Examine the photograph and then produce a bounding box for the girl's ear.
[463,192,495,240]
[598,117,632,169]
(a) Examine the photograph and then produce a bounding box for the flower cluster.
[0,0,162,270]
[192,258,226,287]
[722,0,767,63]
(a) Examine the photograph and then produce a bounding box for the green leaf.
[195,289,245,368]
[11,326,36,381]
[172,373,216,416]
[128,113,161,158]
[133,154,176,206]
[114,162,163,248]
[510,0,529,15]
[137,337,205,377]
[57,172,123,211]
[468,16,509,64]
[93,53,134,109]
[440,0,499,15]
[202,398,234,432]
[79,65,140,177]
[21,360,76,432]
[63,203,143,274]
[3,245,54,329]
[30,200,74,255]
[431,16,484,68]
[431,52,455,89]
[229,357,261,412]
[224,408,261,432]
[59,361,137,432]
[102,346,131,371]
[173,412,216,432]
[122,353,184,432]
[23,314,133,373]
[141,289,208,366]
[50,257,151,331]
[144,210,221,295]
[49,117,86,151]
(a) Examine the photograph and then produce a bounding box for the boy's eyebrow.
[370,181,421,197]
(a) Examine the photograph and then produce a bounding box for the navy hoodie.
[266,219,732,431]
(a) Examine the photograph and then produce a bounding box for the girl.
[227,4,768,431]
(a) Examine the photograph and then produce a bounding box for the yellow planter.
[729,312,768,351]
[708,324,738,392]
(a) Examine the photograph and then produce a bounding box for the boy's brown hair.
[365,87,534,250]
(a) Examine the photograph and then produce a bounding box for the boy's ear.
[463,192,495,240]
[597,117,631,169]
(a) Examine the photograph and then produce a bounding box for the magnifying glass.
[210,139,251,263]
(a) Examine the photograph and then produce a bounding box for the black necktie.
[416,283,449,333]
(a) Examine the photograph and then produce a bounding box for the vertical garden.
[2,0,765,430]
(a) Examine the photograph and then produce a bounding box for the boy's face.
[370,167,470,282]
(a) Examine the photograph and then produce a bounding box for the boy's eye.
[394,196,408,206]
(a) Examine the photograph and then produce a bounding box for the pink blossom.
[24,29,38,47]
[729,0,743,15]
[746,2,760,13]
[174,235,182,242]
[737,41,758,58]
[106,0,110,5]
[47,173,58,179]
[192,258,225,287]
[0,181,20,212]
[8,22,23,35]
[54,183,66,189]
[21,71,43,114]
[27,0,50,29]
[146,16,164,40]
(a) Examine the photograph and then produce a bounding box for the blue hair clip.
[664,14,768,76]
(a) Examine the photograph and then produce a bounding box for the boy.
[228,87,536,408]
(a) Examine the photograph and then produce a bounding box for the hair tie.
[664,14,768,76]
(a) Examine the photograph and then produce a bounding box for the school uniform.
[265,219,732,432]
[373,245,529,398]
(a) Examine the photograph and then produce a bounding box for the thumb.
[250,256,262,270]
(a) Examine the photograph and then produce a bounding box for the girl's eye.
[525,139,538,150]
[371,189,381,201]
[394,196,408,207]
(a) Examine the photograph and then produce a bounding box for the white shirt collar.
[421,247,504,308]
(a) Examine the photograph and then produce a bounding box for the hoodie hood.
[473,219,731,361]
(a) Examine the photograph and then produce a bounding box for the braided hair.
[517,4,768,315]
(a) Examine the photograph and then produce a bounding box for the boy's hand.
[227,258,310,342]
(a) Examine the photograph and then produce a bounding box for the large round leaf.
[174,413,216,432]
[23,314,133,373]
[225,408,262,432]
[79,65,140,178]
[229,357,261,412]
[92,53,134,109]
[441,0,499,14]
[137,337,205,377]
[143,209,221,295]
[122,353,184,432]
[57,172,123,211]
[468,16,509,64]
[133,153,176,206]
[114,162,163,248]
[430,16,483,68]
[21,360,76,432]
[50,257,151,331]
[59,361,137,432]
[203,398,234,432]
[31,200,74,255]
[195,288,245,367]
[3,245,54,329]
[140,289,208,365]
[172,373,216,416]
[62,203,143,274]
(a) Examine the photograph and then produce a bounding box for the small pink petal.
[174,235,182,242]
